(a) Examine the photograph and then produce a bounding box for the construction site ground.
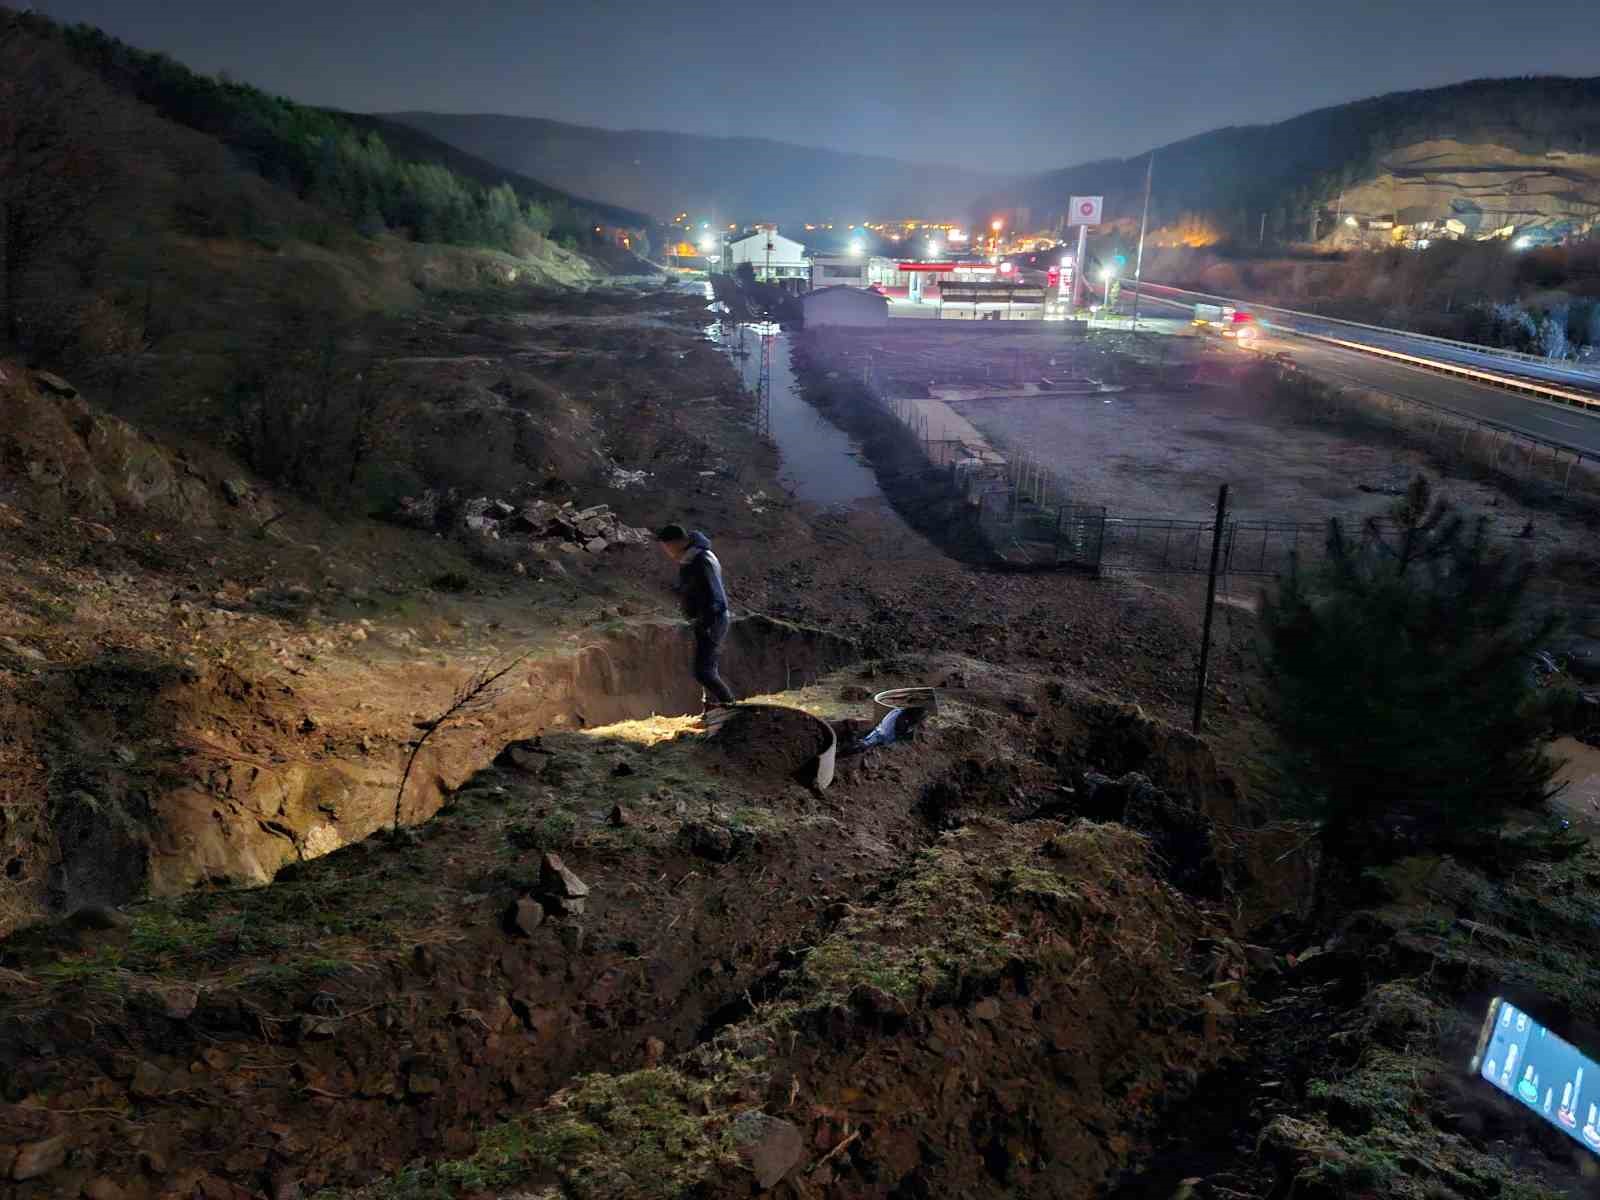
[0,287,1596,1200]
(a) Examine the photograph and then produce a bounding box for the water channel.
[705,307,882,508]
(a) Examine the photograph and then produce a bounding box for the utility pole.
[1071,223,1088,313]
[1192,483,1229,735]
[1259,212,1266,245]
[1132,153,1153,332]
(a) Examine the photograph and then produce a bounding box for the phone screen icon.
[1473,999,1600,1153]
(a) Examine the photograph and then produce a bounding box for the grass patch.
[795,818,1189,1009]
[1294,1043,1569,1200]
[506,808,579,853]
[318,1067,741,1200]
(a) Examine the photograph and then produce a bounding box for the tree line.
[12,10,613,254]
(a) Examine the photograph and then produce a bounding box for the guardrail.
[1141,281,1600,377]
[1139,281,1600,411]
[1288,329,1600,415]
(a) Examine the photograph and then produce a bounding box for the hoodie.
[677,530,729,626]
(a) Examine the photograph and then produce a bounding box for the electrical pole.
[1132,153,1153,333]
[1192,483,1230,735]
[1259,212,1266,245]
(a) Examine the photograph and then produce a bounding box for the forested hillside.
[986,76,1600,241]
[7,9,650,252]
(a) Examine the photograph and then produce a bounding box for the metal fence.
[850,348,1433,578]
[1100,518,1329,576]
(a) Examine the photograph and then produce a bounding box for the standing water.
[707,315,883,508]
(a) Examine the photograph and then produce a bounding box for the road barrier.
[1140,282,1600,413]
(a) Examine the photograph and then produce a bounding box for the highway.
[1138,282,1600,398]
[1123,287,1600,457]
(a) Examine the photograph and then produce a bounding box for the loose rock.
[11,1134,69,1181]
[539,853,590,898]
[0,636,46,663]
[160,984,199,1020]
[731,1112,805,1189]
[33,370,77,397]
[504,897,545,938]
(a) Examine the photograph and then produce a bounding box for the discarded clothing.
[855,705,928,751]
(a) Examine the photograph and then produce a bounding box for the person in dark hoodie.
[656,523,736,707]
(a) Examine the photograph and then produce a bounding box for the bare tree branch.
[392,652,531,831]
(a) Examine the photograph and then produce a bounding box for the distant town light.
[698,237,715,253]
[1060,256,1071,267]
[849,240,864,256]
[927,239,941,257]
[991,219,1003,232]
[999,261,1014,274]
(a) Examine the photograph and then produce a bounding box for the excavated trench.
[23,614,858,924]
[0,658,1256,1199]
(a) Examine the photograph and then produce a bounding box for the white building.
[801,286,889,327]
[811,254,869,290]
[723,229,810,289]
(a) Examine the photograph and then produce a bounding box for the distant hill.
[985,76,1600,244]
[334,113,652,231]
[385,112,999,227]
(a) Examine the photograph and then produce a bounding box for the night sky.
[35,0,1600,172]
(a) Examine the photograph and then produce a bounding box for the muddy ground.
[1,285,1597,1200]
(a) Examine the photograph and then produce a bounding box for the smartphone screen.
[1470,997,1600,1155]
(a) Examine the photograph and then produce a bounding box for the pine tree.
[1260,477,1559,870]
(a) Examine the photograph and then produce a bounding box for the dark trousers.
[693,615,735,705]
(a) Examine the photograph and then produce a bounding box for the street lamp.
[1100,265,1118,310]
[927,238,941,258]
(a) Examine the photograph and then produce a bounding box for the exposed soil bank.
[30,615,857,920]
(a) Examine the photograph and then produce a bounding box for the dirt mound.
[704,704,831,781]
[1037,690,1249,825]
[0,364,218,524]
